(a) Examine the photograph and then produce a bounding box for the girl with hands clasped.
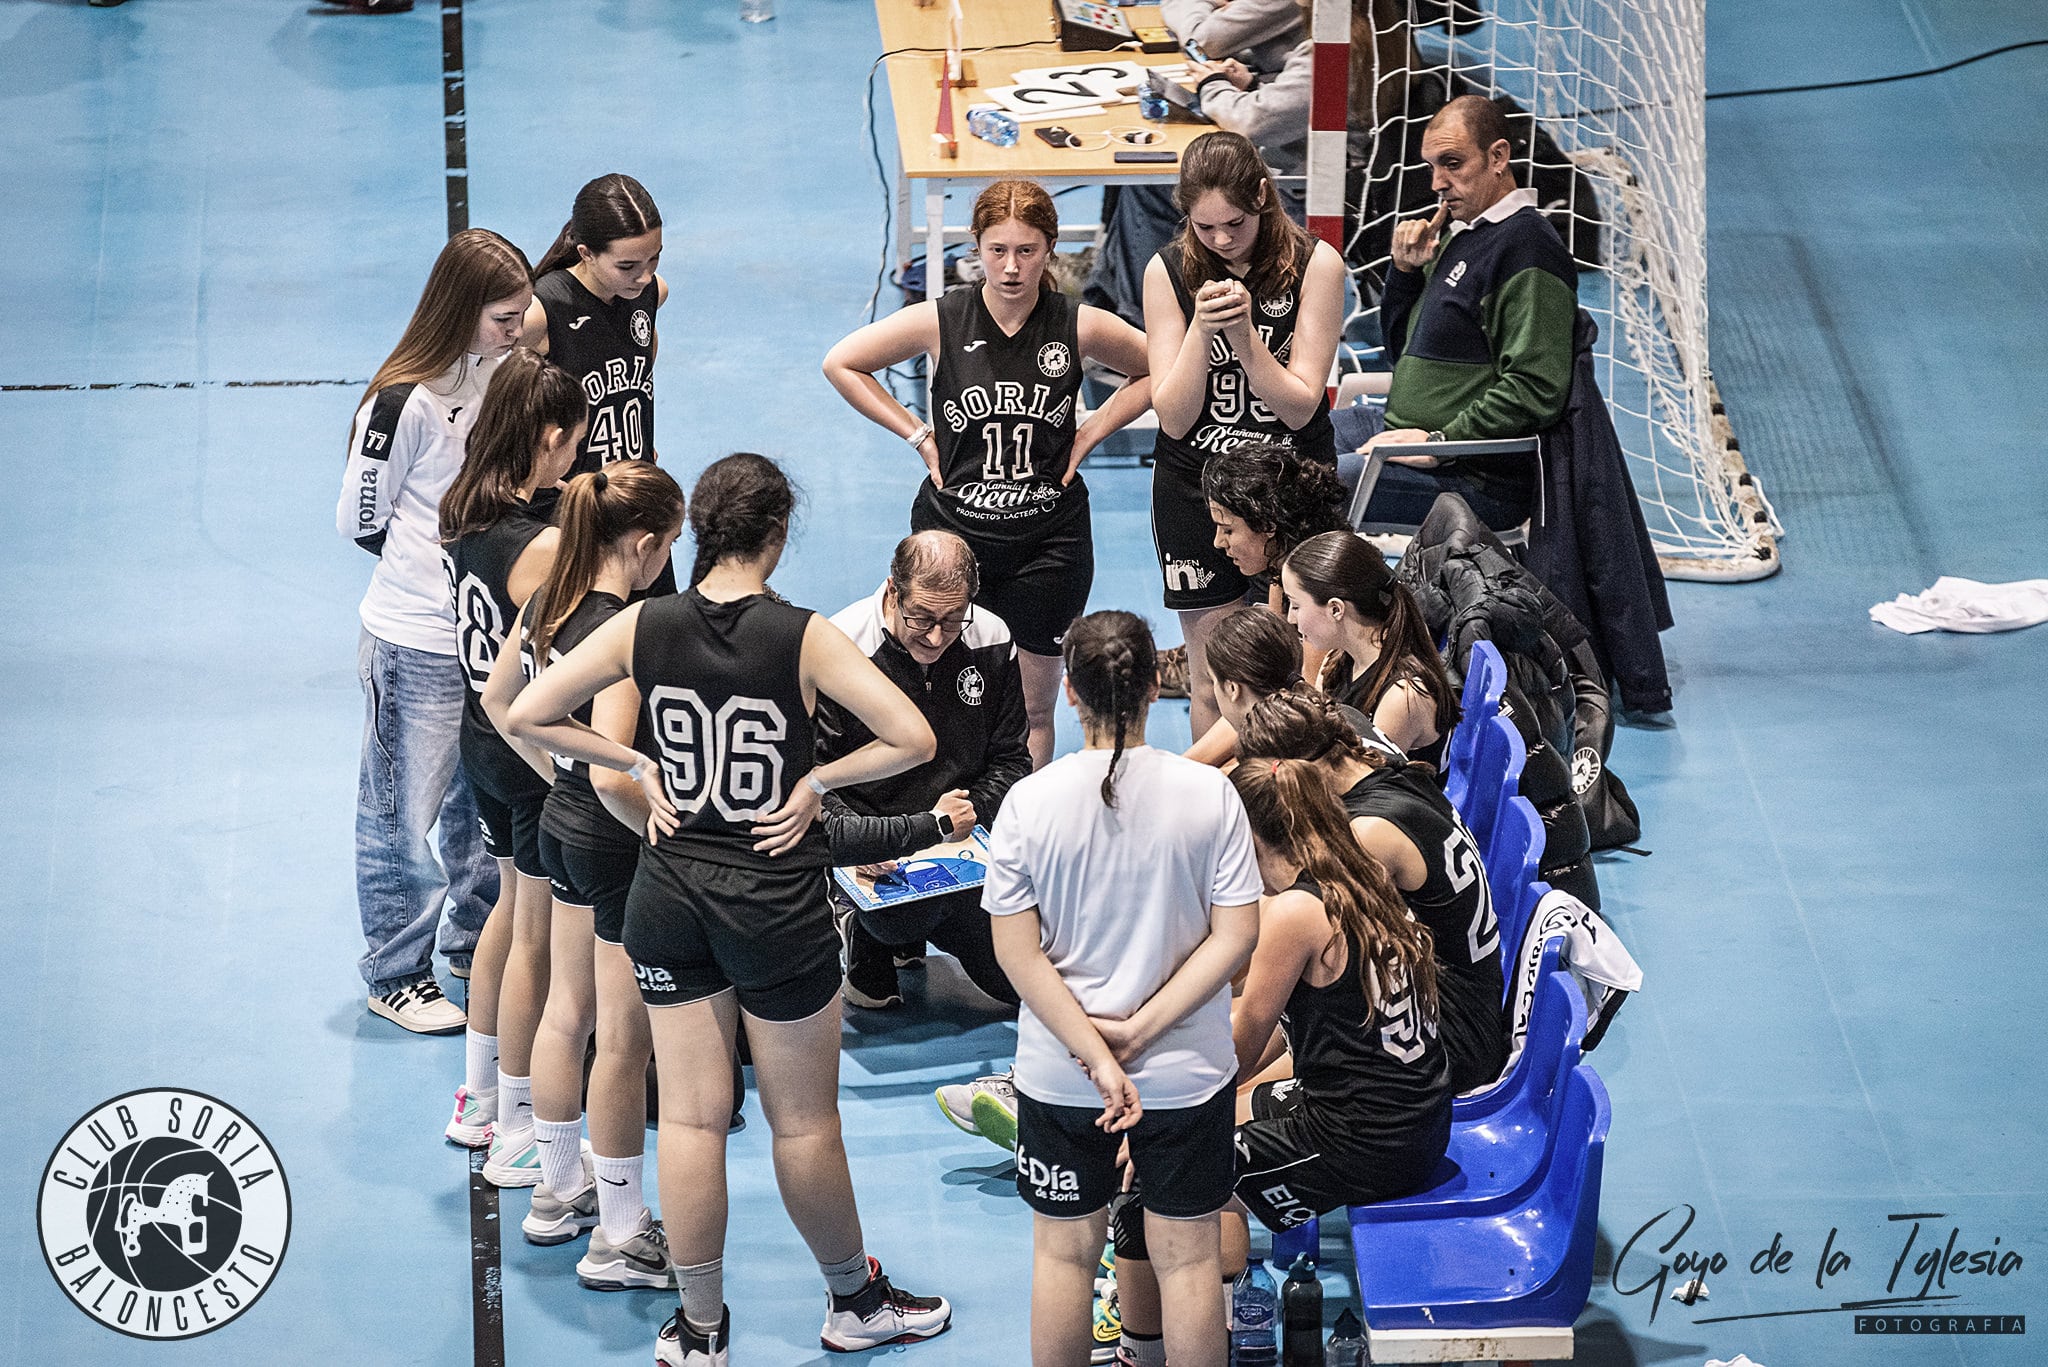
[1144,130,1345,740]
[984,611,1262,1367]
[824,179,1154,768]
[505,454,953,1364]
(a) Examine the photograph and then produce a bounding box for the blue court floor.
[3,1,2044,1364]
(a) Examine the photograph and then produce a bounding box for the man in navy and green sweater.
[1333,95,1579,530]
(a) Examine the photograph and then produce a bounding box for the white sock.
[497,1072,533,1140]
[1121,1331,1166,1367]
[464,1030,498,1096]
[532,1116,585,1199]
[592,1153,646,1244]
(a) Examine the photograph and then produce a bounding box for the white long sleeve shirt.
[336,352,499,654]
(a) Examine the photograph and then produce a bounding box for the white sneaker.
[656,1306,729,1366]
[521,1155,598,1244]
[368,979,466,1034]
[820,1258,951,1352]
[443,1085,495,1149]
[934,1070,1016,1151]
[577,1209,674,1290]
[482,1128,542,1188]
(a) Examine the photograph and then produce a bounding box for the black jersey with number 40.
[924,285,1086,546]
[536,269,658,475]
[447,505,553,801]
[631,589,828,871]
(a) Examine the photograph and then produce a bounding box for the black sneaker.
[837,908,902,1010]
[820,1258,951,1352]
[656,1305,729,1366]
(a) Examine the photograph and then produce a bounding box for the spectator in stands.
[1335,94,1579,531]
[817,532,1029,1012]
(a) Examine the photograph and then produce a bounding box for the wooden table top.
[877,1,1210,181]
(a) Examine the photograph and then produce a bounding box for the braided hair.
[1062,611,1158,808]
[687,452,799,585]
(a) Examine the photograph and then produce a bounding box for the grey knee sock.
[818,1248,872,1297]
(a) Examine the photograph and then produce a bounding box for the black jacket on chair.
[1526,311,1674,715]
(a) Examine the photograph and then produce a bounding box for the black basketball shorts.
[913,488,1095,658]
[1149,454,1247,612]
[1013,1076,1236,1220]
[1233,1079,1448,1232]
[537,830,640,945]
[474,782,547,880]
[622,851,840,1021]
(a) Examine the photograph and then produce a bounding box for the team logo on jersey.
[1163,558,1217,594]
[962,339,989,352]
[629,310,652,347]
[956,665,985,706]
[1036,341,1071,378]
[1571,746,1602,795]
[567,316,592,330]
[38,1089,290,1340]
[1259,290,1294,318]
[1445,260,1469,288]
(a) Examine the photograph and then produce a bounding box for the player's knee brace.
[1109,1190,1148,1262]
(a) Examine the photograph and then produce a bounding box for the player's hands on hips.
[918,433,944,490]
[631,759,680,845]
[1392,200,1450,272]
[751,776,823,855]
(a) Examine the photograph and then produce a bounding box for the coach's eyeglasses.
[899,606,974,640]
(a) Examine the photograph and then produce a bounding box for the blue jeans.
[354,629,499,994]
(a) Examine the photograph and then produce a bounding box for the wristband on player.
[904,422,934,451]
[806,774,832,798]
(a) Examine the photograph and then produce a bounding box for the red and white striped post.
[1306,0,1351,254]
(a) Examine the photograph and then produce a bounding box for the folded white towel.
[1870,576,2048,635]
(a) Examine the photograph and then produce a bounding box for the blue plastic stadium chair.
[1455,938,1574,1122]
[1442,641,1508,814]
[1354,963,1586,1220]
[1349,1065,1612,1332]
[1270,1216,1320,1268]
[1457,711,1527,864]
[1485,795,1545,966]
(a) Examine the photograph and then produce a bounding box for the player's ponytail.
[525,463,684,666]
[1237,687,1384,771]
[533,174,663,281]
[1284,530,1459,738]
[1230,757,1438,1020]
[688,453,800,585]
[1063,611,1158,808]
[441,349,586,543]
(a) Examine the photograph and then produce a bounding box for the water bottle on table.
[966,106,1020,147]
[1229,1258,1279,1365]
[1324,1306,1368,1366]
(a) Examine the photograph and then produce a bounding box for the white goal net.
[1339,0,1781,580]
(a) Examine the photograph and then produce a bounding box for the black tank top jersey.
[537,591,641,854]
[1277,874,1449,1145]
[1339,765,1500,979]
[630,589,829,871]
[923,284,1088,546]
[448,503,553,801]
[536,269,658,474]
[1150,253,1335,471]
[1330,668,1447,769]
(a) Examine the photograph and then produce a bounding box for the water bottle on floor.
[1324,1306,1368,1366]
[1230,1258,1279,1365]
[1281,1255,1323,1367]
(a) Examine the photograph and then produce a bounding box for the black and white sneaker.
[820,1258,951,1352]
[368,978,466,1034]
[656,1305,729,1367]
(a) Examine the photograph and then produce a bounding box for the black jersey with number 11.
[536,269,658,475]
[631,589,828,871]
[923,285,1087,547]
